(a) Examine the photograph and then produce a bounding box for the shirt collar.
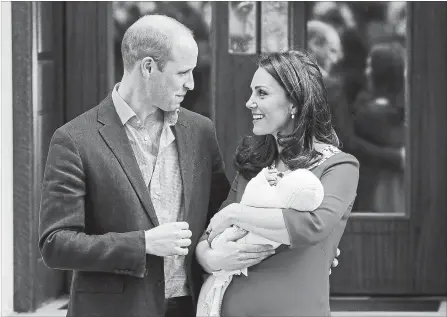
[111,83,137,126]
[111,83,179,127]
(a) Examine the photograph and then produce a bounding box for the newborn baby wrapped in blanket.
[196,167,325,317]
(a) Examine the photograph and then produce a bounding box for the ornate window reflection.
[307,2,408,214]
[261,2,289,53]
[228,1,257,54]
[112,1,212,118]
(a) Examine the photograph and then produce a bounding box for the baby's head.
[278,169,324,212]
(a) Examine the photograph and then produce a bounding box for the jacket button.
[156,280,164,287]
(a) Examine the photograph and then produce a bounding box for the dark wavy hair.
[234,50,339,180]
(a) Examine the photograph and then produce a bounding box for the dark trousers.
[165,296,195,317]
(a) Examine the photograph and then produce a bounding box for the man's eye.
[179,71,189,75]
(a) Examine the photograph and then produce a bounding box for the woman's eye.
[258,90,267,96]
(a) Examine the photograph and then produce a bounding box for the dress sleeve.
[281,153,359,248]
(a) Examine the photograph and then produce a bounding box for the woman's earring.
[291,113,295,119]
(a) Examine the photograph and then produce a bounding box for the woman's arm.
[208,204,290,245]
[281,156,359,247]
[195,230,275,273]
[209,154,359,248]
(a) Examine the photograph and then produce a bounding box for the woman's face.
[246,67,295,137]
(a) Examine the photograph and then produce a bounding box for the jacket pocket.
[75,272,124,293]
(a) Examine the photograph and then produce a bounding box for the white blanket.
[196,168,324,317]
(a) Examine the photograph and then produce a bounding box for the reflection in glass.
[261,2,288,53]
[228,1,257,54]
[307,2,408,214]
[112,1,213,118]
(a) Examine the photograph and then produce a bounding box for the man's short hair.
[121,15,193,72]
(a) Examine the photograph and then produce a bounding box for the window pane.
[261,2,289,53]
[228,1,257,54]
[307,2,408,214]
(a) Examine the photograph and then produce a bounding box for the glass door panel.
[307,2,408,215]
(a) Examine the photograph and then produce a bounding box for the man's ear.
[141,57,155,77]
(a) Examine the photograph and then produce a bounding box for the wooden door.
[12,2,66,312]
[65,1,114,121]
[212,1,447,296]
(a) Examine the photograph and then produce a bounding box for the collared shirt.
[112,84,189,299]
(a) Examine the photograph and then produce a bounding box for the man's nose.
[184,72,194,91]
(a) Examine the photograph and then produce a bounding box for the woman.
[195,51,359,316]
[197,168,324,317]
[354,41,406,213]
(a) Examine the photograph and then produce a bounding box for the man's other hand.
[145,222,192,256]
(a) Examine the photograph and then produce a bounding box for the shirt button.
[144,137,148,141]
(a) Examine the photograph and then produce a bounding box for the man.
[38,15,239,317]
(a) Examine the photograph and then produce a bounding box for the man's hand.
[145,222,192,256]
[329,248,341,275]
[205,229,275,272]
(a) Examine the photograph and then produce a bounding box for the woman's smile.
[252,113,265,121]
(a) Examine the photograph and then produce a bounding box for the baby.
[196,167,325,317]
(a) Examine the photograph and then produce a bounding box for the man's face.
[149,36,198,112]
[308,34,342,74]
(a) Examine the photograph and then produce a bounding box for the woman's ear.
[290,105,297,116]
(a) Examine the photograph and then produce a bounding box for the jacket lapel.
[173,114,194,223]
[97,96,159,227]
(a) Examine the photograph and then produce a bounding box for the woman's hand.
[329,248,341,275]
[207,203,241,243]
[200,229,276,272]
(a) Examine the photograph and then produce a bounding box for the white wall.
[1,1,14,315]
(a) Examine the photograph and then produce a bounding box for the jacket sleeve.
[282,154,359,248]
[38,128,147,278]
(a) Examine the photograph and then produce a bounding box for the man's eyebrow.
[181,66,196,72]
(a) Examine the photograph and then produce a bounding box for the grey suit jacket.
[38,94,230,317]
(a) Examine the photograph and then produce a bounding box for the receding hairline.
[121,15,195,71]
[127,14,193,42]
